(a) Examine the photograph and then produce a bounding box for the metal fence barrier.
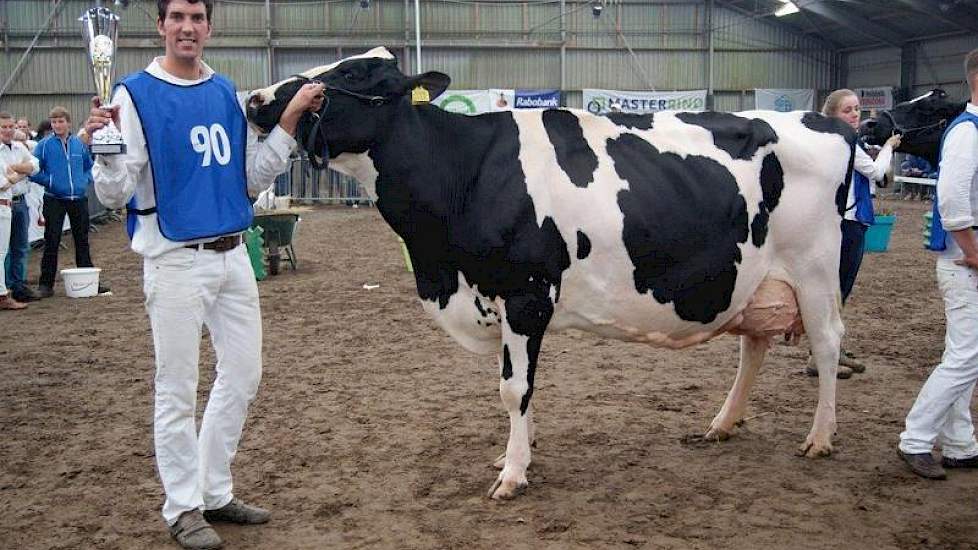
[279,155,372,206]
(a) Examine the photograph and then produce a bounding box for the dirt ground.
[3,197,978,550]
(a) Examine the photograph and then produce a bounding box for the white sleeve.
[853,144,892,182]
[937,123,978,231]
[241,97,297,198]
[92,86,149,210]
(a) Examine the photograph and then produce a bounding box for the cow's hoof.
[680,428,729,447]
[797,436,833,458]
[704,425,734,441]
[492,452,506,470]
[487,474,528,500]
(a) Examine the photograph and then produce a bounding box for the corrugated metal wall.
[0,0,845,124]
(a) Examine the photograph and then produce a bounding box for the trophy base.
[91,142,126,155]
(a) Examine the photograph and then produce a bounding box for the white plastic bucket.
[61,267,101,298]
[274,195,291,210]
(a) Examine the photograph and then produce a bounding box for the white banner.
[583,89,707,115]
[855,87,894,111]
[434,89,515,115]
[754,89,814,112]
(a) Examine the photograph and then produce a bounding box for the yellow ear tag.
[411,86,430,105]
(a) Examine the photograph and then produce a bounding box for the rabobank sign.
[514,90,561,109]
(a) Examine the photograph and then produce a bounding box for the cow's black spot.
[750,203,769,248]
[606,112,654,130]
[474,297,488,318]
[542,109,598,188]
[577,230,591,260]
[502,344,513,380]
[801,112,857,145]
[608,133,749,324]
[750,152,785,248]
[675,112,778,160]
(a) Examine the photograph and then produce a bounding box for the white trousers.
[143,244,263,525]
[900,259,978,459]
[0,204,11,296]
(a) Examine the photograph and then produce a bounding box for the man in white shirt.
[0,112,40,310]
[84,1,323,548]
[899,49,978,480]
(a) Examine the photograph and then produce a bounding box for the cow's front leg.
[488,293,552,500]
[492,404,533,469]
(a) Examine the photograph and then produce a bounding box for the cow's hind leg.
[703,335,770,441]
[488,294,552,500]
[795,283,843,457]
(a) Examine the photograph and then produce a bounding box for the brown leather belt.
[0,199,10,207]
[184,234,242,252]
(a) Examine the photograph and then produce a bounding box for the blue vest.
[852,169,875,225]
[926,111,978,251]
[120,71,251,241]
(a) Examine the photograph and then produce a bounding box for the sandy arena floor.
[2,197,977,549]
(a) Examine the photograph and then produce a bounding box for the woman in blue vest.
[806,89,901,379]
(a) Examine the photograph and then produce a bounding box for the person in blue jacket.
[900,154,937,200]
[30,106,108,297]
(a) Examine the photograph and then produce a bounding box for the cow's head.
[859,89,966,164]
[247,47,450,167]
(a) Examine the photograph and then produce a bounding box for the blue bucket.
[865,214,896,252]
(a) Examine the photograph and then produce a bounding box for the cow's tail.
[835,138,857,217]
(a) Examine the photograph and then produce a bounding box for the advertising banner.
[583,89,707,114]
[855,87,894,111]
[514,89,561,109]
[754,88,815,112]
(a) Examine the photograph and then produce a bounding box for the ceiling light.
[775,1,799,16]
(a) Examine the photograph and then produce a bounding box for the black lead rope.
[881,110,948,139]
[287,74,392,170]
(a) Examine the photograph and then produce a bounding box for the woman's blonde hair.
[821,89,857,117]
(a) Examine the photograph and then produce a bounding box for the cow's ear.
[403,71,451,101]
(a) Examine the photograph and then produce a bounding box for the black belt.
[11,195,24,202]
[184,235,242,252]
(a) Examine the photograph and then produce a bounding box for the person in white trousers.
[84,1,324,548]
[898,48,978,480]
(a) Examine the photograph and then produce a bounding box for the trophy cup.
[80,4,126,155]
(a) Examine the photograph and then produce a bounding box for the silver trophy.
[80,5,126,155]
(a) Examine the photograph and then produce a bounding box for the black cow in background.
[860,89,967,166]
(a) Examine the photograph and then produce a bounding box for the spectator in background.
[16,118,36,139]
[0,112,40,309]
[901,154,937,200]
[13,129,37,153]
[34,119,52,141]
[30,106,108,298]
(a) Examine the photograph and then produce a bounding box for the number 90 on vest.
[191,123,232,167]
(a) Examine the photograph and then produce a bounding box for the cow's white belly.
[421,272,502,355]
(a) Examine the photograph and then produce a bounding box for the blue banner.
[514,89,561,109]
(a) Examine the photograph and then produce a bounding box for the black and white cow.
[249,48,856,500]
[860,89,967,166]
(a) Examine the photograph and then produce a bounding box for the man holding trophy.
[83,1,325,548]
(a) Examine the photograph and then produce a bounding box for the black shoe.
[203,498,271,524]
[942,455,978,468]
[97,283,111,295]
[12,287,40,302]
[897,449,947,479]
[37,285,54,299]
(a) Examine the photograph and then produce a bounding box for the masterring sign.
[583,89,707,115]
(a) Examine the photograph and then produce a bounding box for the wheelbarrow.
[251,211,299,275]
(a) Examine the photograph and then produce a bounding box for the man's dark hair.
[158,0,213,23]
